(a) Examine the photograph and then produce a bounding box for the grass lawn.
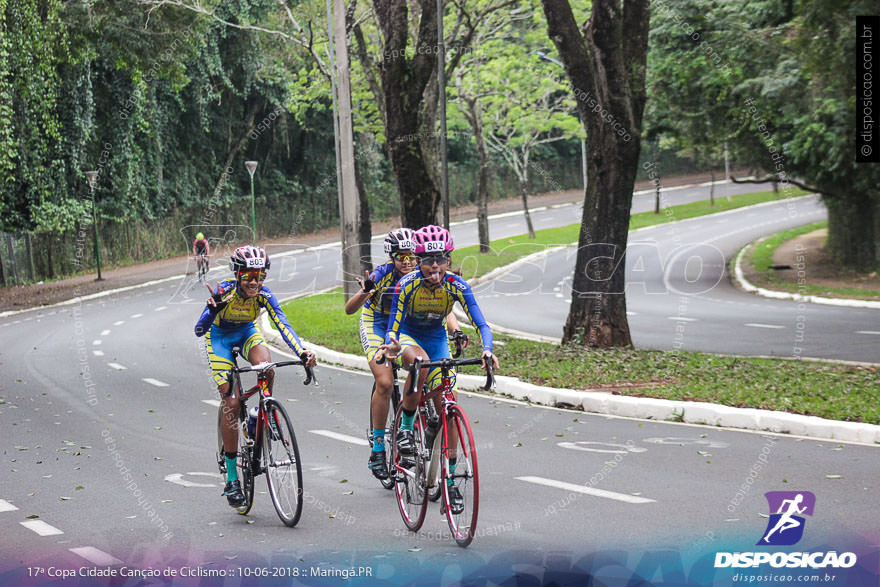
[277,188,880,426]
[746,221,880,299]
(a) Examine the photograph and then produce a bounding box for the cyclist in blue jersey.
[344,228,463,480]
[377,225,498,513]
[194,245,317,508]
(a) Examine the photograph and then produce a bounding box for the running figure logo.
[758,491,816,546]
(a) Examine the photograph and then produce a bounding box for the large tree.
[540,0,650,347]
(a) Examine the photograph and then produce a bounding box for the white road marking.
[313,266,324,270]
[143,378,169,387]
[69,546,123,566]
[92,350,104,356]
[164,472,222,488]
[557,441,648,454]
[626,311,637,316]
[155,306,167,312]
[856,331,880,335]
[100,329,111,336]
[310,430,369,446]
[202,399,221,407]
[516,476,656,504]
[21,520,64,536]
[130,313,143,318]
[745,323,785,329]
[0,499,19,512]
[108,363,127,371]
[668,316,697,322]
[113,320,125,326]
[92,340,102,346]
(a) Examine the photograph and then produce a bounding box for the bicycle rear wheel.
[216,404,255,515]
[390,405,427,531]
[442,405,479,547]
[368,382,396,490]
[262,398,303,527]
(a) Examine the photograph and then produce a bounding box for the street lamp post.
[245,161,258,239]
[533,51,587,194]
[84,170,102,281]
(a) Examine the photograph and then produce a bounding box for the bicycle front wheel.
[261,398,304,527]
[443,405,479,547]
[390,405,427,531]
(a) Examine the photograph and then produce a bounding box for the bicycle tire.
[442,405,479,547]
[368,382,395,490]
[262,398,304,527]
[216,404,255,515]
[390,404,428,531]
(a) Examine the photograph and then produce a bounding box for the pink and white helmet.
[229,245,270,274]
[413,225,454,255]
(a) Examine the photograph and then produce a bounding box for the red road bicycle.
[216,347,317,526]
[389,355,494,547]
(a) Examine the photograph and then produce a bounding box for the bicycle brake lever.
[303,367,317,386]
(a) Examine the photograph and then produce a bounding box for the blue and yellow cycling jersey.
[194,280,306,357]
[385,271,493,351]
[363,261,401,316]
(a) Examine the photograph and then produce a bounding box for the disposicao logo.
[759,491,815,546]
[714,490,857,569]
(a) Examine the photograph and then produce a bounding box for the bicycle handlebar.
[233,359,318,386]
[407,356,494,393]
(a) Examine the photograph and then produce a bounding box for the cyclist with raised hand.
[377,225,498,513]
[194,245,317,508]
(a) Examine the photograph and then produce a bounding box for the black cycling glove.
[361,278,376,294]
[209,287,229,313]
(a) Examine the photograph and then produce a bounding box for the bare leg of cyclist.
[247,345,274,391]
[218,381,240,457]
[369,360,394,436]
[399,345,429,412]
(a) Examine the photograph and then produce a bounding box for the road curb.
[732,239,880,310]
[260,310,880,446]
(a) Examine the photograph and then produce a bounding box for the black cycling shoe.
[223,480,245,507]
[396,429,415,455]
[368,450,389,480]
[447,485,464,515]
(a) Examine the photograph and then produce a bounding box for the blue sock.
[225,455,238,483]
[372,429,385,452]
[401,409,415,431]
[447,458,457,486]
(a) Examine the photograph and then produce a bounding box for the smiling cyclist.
[194,245,317,508]
[377,225,498,513]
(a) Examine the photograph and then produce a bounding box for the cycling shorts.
[205,322,266,386]
[398,325,455,392]
[360,308,389,363]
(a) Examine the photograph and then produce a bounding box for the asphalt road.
[476,194,880,363]
[1,182,877,585]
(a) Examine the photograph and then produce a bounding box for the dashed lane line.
[130,313,143,319]
[0,499,19,512]
[155,306,167,312]
[21,520,64,536]
[113,320,125,326]
[142,378,169,388]
[100,329,111,336]
[108,363,127,370]
[668,316,697,322]
[515,476,656,504]
[856,331,880,335]
[69,546,124,566]
[744,323,785,329]
[310,430,369,446]
[92,340,102,346]
[92,350,104,356]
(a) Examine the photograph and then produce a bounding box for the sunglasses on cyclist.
[418,254,450,266]
[239,270,267,282]
[391,252,416,262]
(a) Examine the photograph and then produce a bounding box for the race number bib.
[424,241,445,253]
[246,257,265,268]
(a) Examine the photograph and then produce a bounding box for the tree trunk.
[354,155,373,273]
[375,0,440,228]
[542,0,650,348]
[519,179,536,239]
[465,95,491,252]
[825,192,877,270]
[710,170,715,206]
